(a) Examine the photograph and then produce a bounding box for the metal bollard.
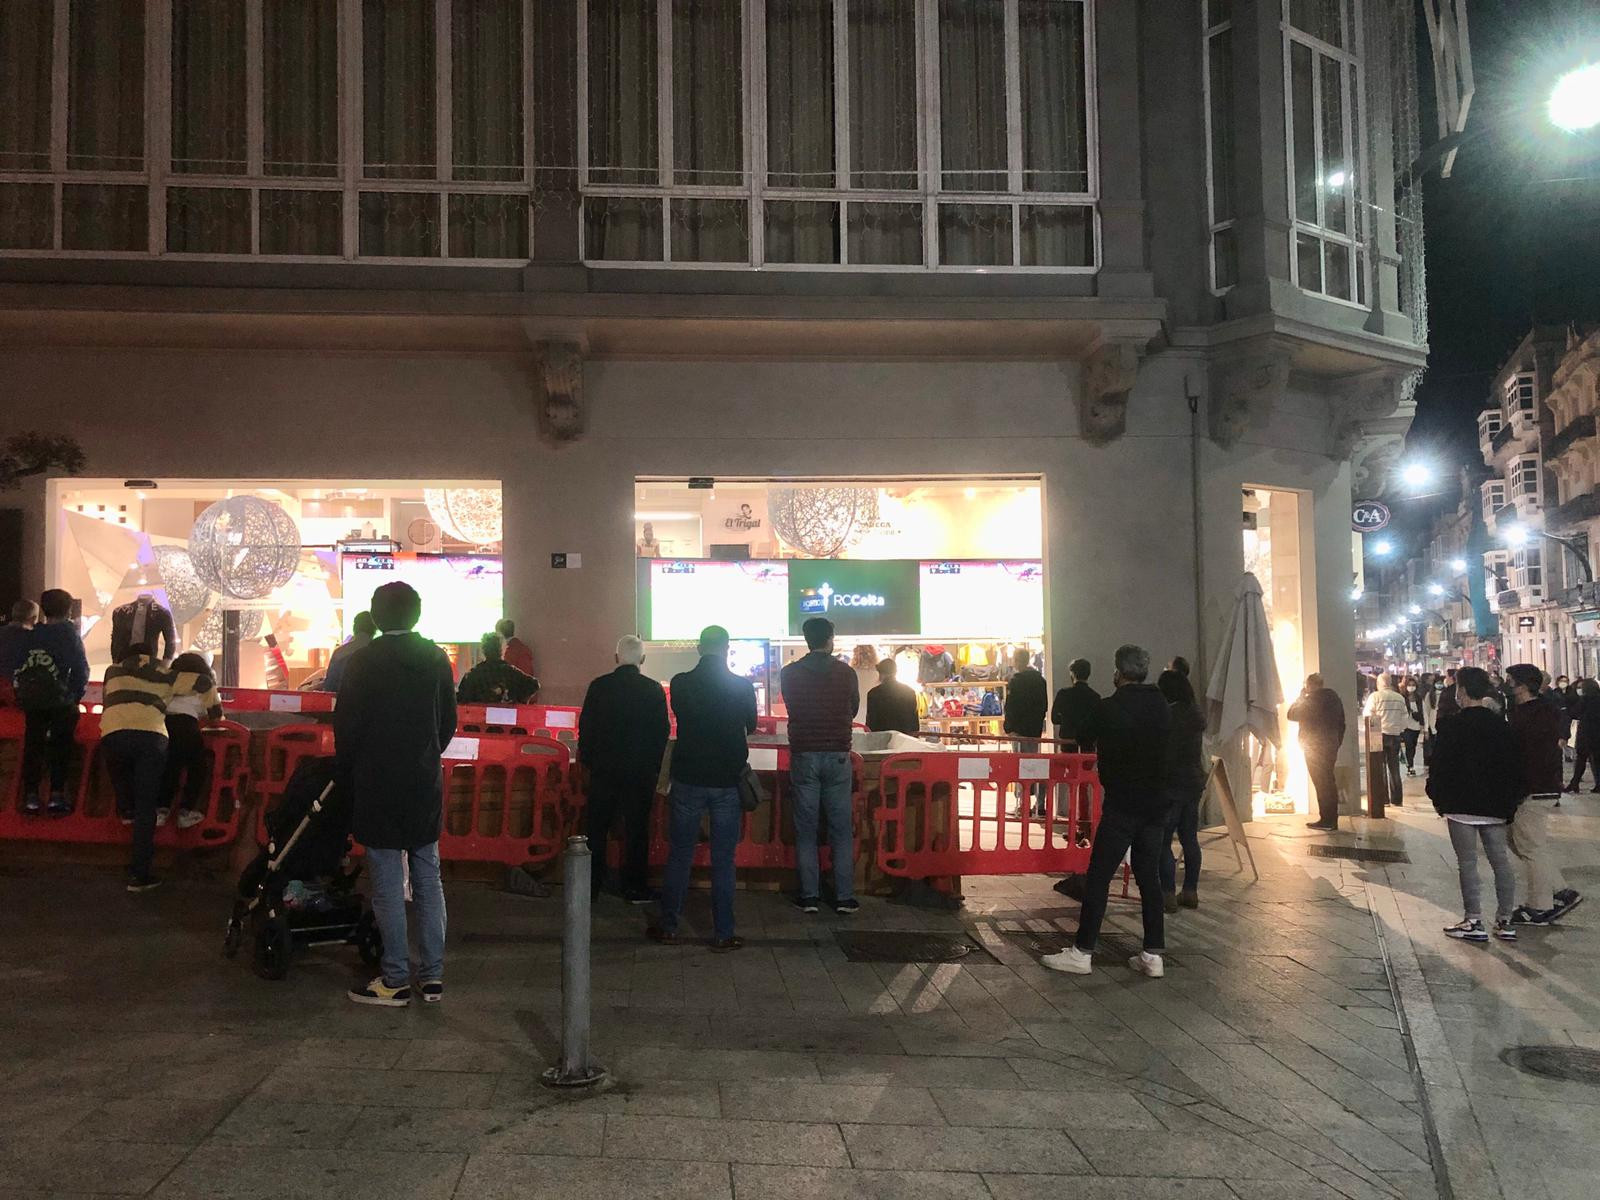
[542,836,608,1089]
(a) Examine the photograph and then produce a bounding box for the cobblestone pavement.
[1,781,1594,1200]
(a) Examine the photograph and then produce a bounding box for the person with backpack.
[2,590,90,816]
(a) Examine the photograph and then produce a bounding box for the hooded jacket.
[1425,706,1521,821]
[781,651,859,754]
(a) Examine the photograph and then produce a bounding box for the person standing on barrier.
[1157,668,1208,913]
[579,635,671,905]
[1004,647,1049,818]
[865,658,920,736]
[1043,644,1171,979]
[5,591,89,816]
[337,581,457,1007]
[650,624,757,951]
[156,652,223,830]
[782,617,861,915]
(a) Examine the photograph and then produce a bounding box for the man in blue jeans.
[780,617,860,914]
[335,581,457,1006]
[651,625,757,952]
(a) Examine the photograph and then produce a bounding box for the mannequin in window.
[637,523,661,558]
[110,593,176,664]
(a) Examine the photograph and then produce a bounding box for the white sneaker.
[1041,946,1093,974]
[177,809,205,829]
[155,807,171,825]
[1128,951,1165,978]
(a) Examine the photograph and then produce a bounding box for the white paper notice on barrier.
[485,706,519,725]
[958,757,991,780]
[748,746,780,771]
[444,736,480,761]
[1019,758,1050,780]
[544,710,577,729]
[269,694,302,713]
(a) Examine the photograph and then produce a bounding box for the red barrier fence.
[439,735,572,867]
[456,704,580,744]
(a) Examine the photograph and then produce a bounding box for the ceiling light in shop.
[425,487,503,546]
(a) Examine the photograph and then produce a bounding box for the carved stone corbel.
[1078,342,1142,446]
[532,339,586,445]
[1329,368,1418,495]
[1208,338,1294,449]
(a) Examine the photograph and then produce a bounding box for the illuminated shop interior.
[1242,486,1312,819]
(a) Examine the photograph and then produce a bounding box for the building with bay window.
[2,0,1430,817]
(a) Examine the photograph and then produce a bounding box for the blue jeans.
[367,843,446,987]
[1159,785,1203,894]
[103,730,168,878]
[658,783,740,940]
[790,751,855,903]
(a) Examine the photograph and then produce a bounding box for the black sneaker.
[833,898,860,915]
[420,980,444,1004]
[794,896,821,914]
[1494,919,1518,942]
[1548,891,1584,922]
[1511,905,1552,926]
[22,794,43,816]
[623,888,655,906]
[46,792,72,817]
[1555,888,1580,906]
[126,874,162,894]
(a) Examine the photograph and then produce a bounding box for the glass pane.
[1019,0,1087,193]
[1325,239,1352,300]
[765,199,840,264]
[62,183,147,250]
[766,0,834,189]
[584,195,664,260]
[264,0,340,177]
[1295,230,1323,293]
[939,0,1007,192]
[849,0,917,190]
[1207,29,1234,222]
[68,0,145,171]
[453,0,523,181]
[847,201,922,264]
[1290,42,1317,223]
[939,203,1012,266]
[259,189,342,254]
[166,186,250,253]
[1212,225,1239,290]
[172,0,247,175]
[588,0,658,185]
[363,0,436,180]
[1020,204,1091,267]
[1288,0,1343,46]
[0,182,53,249]
[671,197,748,262]
[1356,247,1367,306]
[673,1,743,186]
[0,0,53,171]
[1320,56,1348,234]
[358,191,440,256]
[448,193,529,257]
[1206,0,1232,26]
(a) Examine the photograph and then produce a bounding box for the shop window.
[1242,486,1312,818]
[581,0,1097,271]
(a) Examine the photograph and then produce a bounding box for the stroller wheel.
[253,911,292,981]
[355,910,383,968]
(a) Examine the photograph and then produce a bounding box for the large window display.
[1243,486,1311,818]
[49,479,503,687]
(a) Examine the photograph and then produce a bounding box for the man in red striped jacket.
[781,617,860,915]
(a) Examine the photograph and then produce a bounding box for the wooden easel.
[1205,758,1260,881]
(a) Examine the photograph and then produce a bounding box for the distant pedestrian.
[1050,658,1100,750]
[651,625,757,951]
[1420,673,1440,770]
[1565,680,1600,793]
[157,651,224,829]
[850,644,880,725]
[579,635,671,904]
[457,632,540,704]
[1427,667,1522,943]
[1288,673,1346,831]
[1003,648,1049,817]
[1363,674,1410,807]
[781,618,861,915]
[337,582,457,1006]
[1157,669,1208,912]
[1400,677,1424,776]
[1043,645,1172,979]
[1504,665,1583,925]
[865,658,919,736]
[320,611,375,693]
[3,592,88,815]
[495,619,537,678]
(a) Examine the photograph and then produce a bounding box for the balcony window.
[1481,480,1506,520]
[1505,372,1538,422]
[1510,455,1541,505]
[1203,1,1237,292]
[581,0,1098,269]
[1515,547,1543,593]
[1477,409,1504,443]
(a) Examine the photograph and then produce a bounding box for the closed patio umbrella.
[1206,572,1284,749]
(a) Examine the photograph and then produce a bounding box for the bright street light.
[1449,557,1467,572]
[1371,538,1394,556]
[1399,461,1434,490]
[1503,524,1531,548]
[1408,604,1422,615]
[1549,62,1600,134]
[1428,582,1445,596]
[1350,586,1363,601]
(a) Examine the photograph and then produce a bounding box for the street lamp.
[1449,557,1467,572]
[1399,461,1435,491]
[1549,62,1600,134]
[1371,538,1394,557]
[1502,522,1595,582]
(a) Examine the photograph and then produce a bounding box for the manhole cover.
[1306,844,1410,864]
[834,930,996,964]
[1501,1045,1600,1086]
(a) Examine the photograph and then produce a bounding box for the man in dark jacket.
[319,611,375,693]
[865,658,919,736]
[1003,648,1049,816]
[457,632,540,704]
[1505,664,1582,924]
[651,625,757,951]
[780,617,860,914]
[335,581,457,1007]
[3,589,89,815]
[1050,658,1100,749]
[1043,645,1172,979]
[579,635,670,903]
[1288,673,1346,831]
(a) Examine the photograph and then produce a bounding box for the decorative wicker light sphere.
[769,486,880,558]
[152,545,213,625]
[425,487,503,546]
[189,497,301,600]
[193,608,265,654]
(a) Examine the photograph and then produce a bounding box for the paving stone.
[608,1046,820,1082]
[0,1138,190,1194]
[343,1106,605,1155]
[207,1099,367,1147]
[814,1052,1024,1088]
[150,1145,464,1200]
[731,1164,991,1200]
[982,1179,1237,1200]
[251,1065,498,1109]
[1067,1129,1310,1179]
[840,1124,1089,1174]
[932,1087,1160,1130]
[490,1075,723,1117]
[68,1094,239,1144]
[719,1082,945,1125]
[603,1115,850,1167]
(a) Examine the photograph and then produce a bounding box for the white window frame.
[577,0,1100,272]
[1515,546,1543,594]
[1202,1,1234,294]
[1281,0,1370,308]
[1504,372,1537,420]
[1509,453,1542,506]
[1481,478,1505,519]
[0,0,538,264]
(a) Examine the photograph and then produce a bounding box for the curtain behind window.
[1019,0,1086,193]
[766,0,836,262]
[453,0,523,181]
[850,0,917,191]
[172,1,247,175]
[938,0,1006,193]
[264,0,339,177]
[363,0,436,180]
[673,0,742,187]
[0,0,52,172]
[588,0,658,185]
[68,0,145,171]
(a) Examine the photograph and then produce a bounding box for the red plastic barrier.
[873,751,1101,878]
[254,723,338,842]
[215,688,337,714]
[439,735,572,866]
[456,703,580,744]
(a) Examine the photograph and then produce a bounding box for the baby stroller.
[224,756,382,980]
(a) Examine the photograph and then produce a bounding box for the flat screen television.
[342,552,503,644]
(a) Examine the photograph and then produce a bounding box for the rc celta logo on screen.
[800,582,887,614]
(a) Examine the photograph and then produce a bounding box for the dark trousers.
[1569,739,1597,790]
[103,731,168,877]
[158,714,209,811]
[1306,748,1340,825]
[1074,805,1166,954]
[22,705,79,794]
[1400,728,1419,770]
[1159,786,1202,894]
[1381,735,1404,806]
[585,772,656,895]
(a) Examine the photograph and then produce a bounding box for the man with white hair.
[579,634,671,903]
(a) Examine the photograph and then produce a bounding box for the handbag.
[737,764,766,813]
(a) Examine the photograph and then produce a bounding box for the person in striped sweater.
[101,641,222,892]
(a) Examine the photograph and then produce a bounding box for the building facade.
[1,1,1430,809]
[1544,326,1600,676]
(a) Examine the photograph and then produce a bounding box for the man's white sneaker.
[1041,946,1093,974]
[1128,951,1165,978]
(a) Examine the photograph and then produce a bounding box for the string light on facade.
[424,487,503,545]
[189,497,303,600]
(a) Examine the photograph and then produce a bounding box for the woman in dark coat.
[1156,669,1209,911]
[1566,680,1600,793]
